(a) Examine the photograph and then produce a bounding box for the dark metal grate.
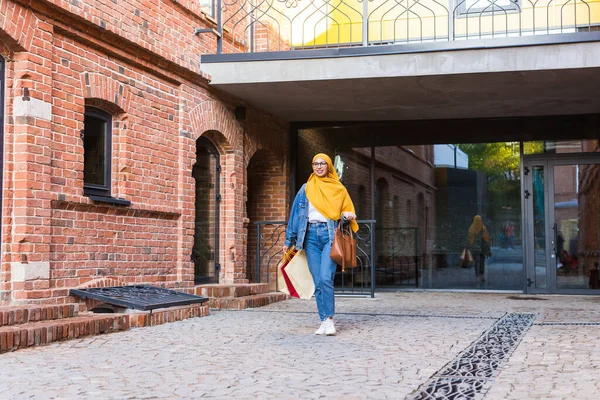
[408,313,536,400]
[410,378,492,400]
[70,285,208,311]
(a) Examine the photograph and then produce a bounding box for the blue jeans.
[304,222,337,321]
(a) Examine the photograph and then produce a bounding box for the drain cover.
[70,285,208,311]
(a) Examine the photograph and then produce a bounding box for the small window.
[83,108,112,197]
[199,0,215,18]
[459,0,519,14]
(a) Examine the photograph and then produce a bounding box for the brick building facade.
[0,0,290,304]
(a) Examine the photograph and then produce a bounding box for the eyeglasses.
[312,162,328,168]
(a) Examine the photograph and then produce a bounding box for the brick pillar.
[222,149,247,284]
[9,23,54,302]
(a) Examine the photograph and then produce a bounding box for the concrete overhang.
[201,33,600,122]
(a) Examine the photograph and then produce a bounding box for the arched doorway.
[192,136,221,284]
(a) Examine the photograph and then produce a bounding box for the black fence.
[254,220,422,296]
[210,0,598,53]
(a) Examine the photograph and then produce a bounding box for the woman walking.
[283,153,358,336]
[467,215,492,283]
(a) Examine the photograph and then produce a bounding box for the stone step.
[0,304,78,327]
[0,314,128,353]
[195,283,271,298]
[0,303,209,354]
[127,304,209,328]
[208,292,288,310]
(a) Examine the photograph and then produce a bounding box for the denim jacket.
[284,184,337,251]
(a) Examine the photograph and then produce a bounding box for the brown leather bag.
[330,220,357,272]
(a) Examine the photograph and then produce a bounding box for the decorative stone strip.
[407,313,536,400]
[248,310,498,320]
[535,322,600,326]
[338,312,499,320]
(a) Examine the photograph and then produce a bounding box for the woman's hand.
[342,212,356,221]
[282,245,288,254]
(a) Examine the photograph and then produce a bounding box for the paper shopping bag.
[460,248,473,268]
[283,250,314,300]
[277,247,298,297]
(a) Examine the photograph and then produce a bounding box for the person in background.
[283,153,358,336]
[505,221,515,250]
[468,215,492,283]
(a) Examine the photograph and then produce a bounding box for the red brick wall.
[0,0,289,304]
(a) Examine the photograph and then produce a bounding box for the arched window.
[192,136,221,284]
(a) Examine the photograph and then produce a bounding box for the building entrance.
[524,154,600,294]
[192,137,221,284]
[291,120,599,294]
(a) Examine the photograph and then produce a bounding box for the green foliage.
[458,142,524,220]
[458,142,521,179]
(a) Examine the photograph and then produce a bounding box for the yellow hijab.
[305,153,359,233]
[468,215,491,245]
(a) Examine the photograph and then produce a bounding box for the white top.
[308,201,328,223]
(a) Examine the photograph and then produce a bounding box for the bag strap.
[337,220,345,269]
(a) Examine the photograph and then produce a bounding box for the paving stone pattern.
[1,292,599,399]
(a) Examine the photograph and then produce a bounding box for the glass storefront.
[297,132,526,291]
[296,130,600,293]
[524,142,600,293]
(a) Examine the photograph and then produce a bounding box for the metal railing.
[254,220,376,296]
[375,227,420,287]
[211,0,598,53]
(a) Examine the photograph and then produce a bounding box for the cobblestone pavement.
[1,292,600,399]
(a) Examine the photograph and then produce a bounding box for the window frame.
[457,0,520,15]
[83,107,112,198]
[199,0,216,18]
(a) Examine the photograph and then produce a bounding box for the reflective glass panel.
[532,165,547,289]
[554,163,600,290]
[524,140,599,155]
[422,142,523,290]
[296,130,373,294]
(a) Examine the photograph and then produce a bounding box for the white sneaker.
[315,321,327,335]
[324,318,336,336]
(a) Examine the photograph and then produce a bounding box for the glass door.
[524,156,600,294]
